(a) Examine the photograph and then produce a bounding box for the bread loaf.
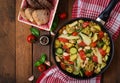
[37,0,53,9]
[25,8,34,22]
[32,9,50,25]
[26,0,42,9]
[20,9,28,20]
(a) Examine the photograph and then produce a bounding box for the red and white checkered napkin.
[72,0,120,40]
[36,66,101,83]
[36,0,120,83]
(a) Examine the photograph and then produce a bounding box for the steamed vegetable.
[70,47,77,54]
[93,48,102,64]
[54,20,111,77]
[59,34,80,40]
[56,48,63,55]
[79,32,91,45]
[70,54,77,61]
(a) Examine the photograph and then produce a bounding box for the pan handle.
[96,0,119,25]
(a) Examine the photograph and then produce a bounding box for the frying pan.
[52,0,119,79]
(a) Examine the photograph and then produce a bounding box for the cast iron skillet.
[52,0,119,79]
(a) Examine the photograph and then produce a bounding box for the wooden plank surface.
[0,0,16,83]
[16,0,32,83]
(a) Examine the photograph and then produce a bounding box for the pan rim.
[52,17,114,79]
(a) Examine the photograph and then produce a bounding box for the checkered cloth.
[36,0,120,83]
[72,0,120,40]
[36,66,101,83]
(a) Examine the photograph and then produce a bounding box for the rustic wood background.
[0,0,120,83]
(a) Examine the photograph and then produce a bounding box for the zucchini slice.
[70,47,77,54]
[56,48,63,55]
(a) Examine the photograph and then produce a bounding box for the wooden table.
[0,0,120,83]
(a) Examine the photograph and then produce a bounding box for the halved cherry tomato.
[37,64,46,72]
[79,41,86,47]
[99,48,106,57]
[82,22,89,28]
[60,62,66,70]
[90,42,97,47]
[79,50,86,60]
[72,32,78,36]
[92,55,98,63]
[59,12,67,19]
[58,38,69,42]
[27,34,37,43]
[98,31,104,38]
[85,71,93,77]
[63,55,70,61]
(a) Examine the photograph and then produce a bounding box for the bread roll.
[32,9,50,25]
[25,8,34,22]
[26,0,42,9]
[37,0,53,9]
[20,9,28,20]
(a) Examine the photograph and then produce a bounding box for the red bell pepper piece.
[60,62,66,70]
[63,55,70,61]
[85,71,93,77]
[72,32,78,36]
[79,50,86,61]
[99,48,106,57]
[90,42,97,47]
[58,38,69,43]
[98,31,104,38]
[79,41,86,47]
[92,55,98,63]
[82,22,89,28]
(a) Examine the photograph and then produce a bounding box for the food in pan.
[54,20,111,77]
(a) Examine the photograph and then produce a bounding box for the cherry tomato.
[58,38,69,42]
[79,50,86,61]
[82,22,89,28]
[27,34,37,43]
[79,41,86,47]
[99,48,106,57]
[92,55,98,63]
[90,42,97,47]
[60,62,66,70]
[38,64,46,72]
[63,55,70,61]
[98,31,104,38]
[85,71,93,77]
[59,12,67,19]
[72,32,78,36]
